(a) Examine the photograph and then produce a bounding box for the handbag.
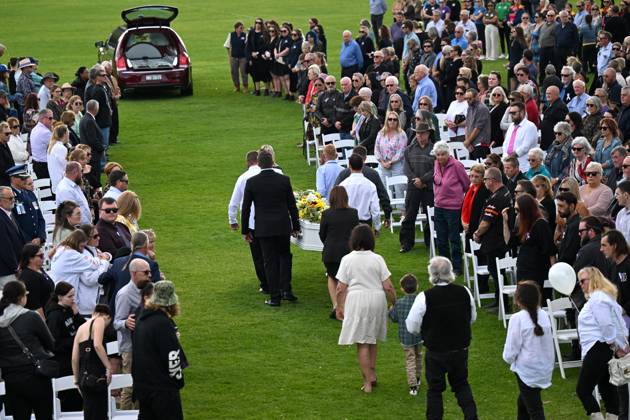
[608,352,630,386]
[78,320,107,391]
[7,325,59,378]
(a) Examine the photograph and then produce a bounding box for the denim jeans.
[100,126,110,169]
[434,207,463,272]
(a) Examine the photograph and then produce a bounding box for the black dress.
[319,208,359,278]
[18,268,54,312]
[246,29,271,82]
[514,218,557,287]
[78,320,108,420]
[357,116,381,154]
[489,102,508,146]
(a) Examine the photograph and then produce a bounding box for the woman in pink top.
[579,162,614,217]
[375,111,408,200]
[432,141,470,274]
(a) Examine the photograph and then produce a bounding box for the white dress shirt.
[340,172,381,230]
[616,207,630,245]
[103,186,123,201]
[504,119,538,172]
[38,85,50,110]
[30,122,52,163]
[55,176,92,225]
[405,283,477,335]
[47,142,67,193]
[446,100,469,137]
[578,290,629,359]
[502,309,555,389]
[228,165,261,229]
[8,134,29,164]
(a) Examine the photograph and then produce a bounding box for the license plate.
[145,74,162,81]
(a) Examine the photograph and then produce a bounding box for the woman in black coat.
[489,87,509,147]
[16,244,54,318]
[357,102,381,154]
[319,186,359,318]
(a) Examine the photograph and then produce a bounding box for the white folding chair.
[0,380,7,420]
[469,239,495,307]
[386,175,409,233]
[333,139,356,161]
[106,340,119,356]
[546,297,581,379]
[461,233,472,290]
[33,178,51,190]
[321,133,340,146]
[43,213,55,227]
[52,376,83,420]
[459,159,479,171]
[426,206,437,258]
[448,142,470,160]
[108,374,139,420]
[365,155,379,169]
[491,146,503,156]
[39,200,57,214]
[496,255,518,328]
[304,121,319,166]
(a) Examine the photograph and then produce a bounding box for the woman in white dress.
[6,117,28,164]
[336,224,397,393]
[47,124,69,193]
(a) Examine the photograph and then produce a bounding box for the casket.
[290,219,324,251]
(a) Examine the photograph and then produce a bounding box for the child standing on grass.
[389,273,423,396]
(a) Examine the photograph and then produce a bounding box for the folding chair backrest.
[427,206,437,258]
[385,175,408,202]
[365,155,379,168]
[322,133,340,145]
[52,375,81,419]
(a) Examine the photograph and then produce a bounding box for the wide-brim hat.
[42,72,59,82]
[61,82,74,91]
[414,122,433,133]
[18,58,35,69]
[149,280,179,307]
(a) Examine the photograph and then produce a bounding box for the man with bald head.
[540,85,568,150]
[378,75,413,120]
[412,65,438,113]
[340,30,364,78]
[115,256,152,409]
[336,77,357,138]
[604,67,622,106]
[315,75,344,135]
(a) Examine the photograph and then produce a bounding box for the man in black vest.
[406,256,478,420]
[241,150,300,306]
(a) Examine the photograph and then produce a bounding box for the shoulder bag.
[7,325,59,378]
[609,352,630,386]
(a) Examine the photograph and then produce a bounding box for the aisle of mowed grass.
[6,1,586,418]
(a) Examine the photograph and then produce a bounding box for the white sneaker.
[590,413,605,420]
[409,386,418,396]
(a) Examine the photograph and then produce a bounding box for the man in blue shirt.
[340,30,364,78]
[451,26,468,49]
[316,144,344,198]
[567,80,590,116]
[412,65,438,113]
[370,0,387,44]
[573,1,587,28]
[402,21,420,59]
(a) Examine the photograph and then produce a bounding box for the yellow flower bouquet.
[294,190,328,223]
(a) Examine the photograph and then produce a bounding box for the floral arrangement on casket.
[291,190,327,251]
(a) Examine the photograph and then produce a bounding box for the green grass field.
[5,1,587,418]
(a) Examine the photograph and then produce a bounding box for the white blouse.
[445,100,468,137]
[578,290,629,359]
[8,134,29,164]
[47,142,67,193]
[502,309,555,389]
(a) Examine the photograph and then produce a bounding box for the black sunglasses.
[102,208,118,214]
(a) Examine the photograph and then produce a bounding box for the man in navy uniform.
[7,165,46,245]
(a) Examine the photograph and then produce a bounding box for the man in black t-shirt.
[556,192,581,266]
[473,168,511,307]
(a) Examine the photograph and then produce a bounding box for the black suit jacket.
[319,208,359,263]
[540,99,568,150]
[241,170,299,237]
[358,117,381,154]
[0,143,15,186]
[79,113,105,188]
[84,84,112,128]
[0,210,25,276]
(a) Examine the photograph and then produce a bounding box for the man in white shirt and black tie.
[504,102,539,172]
[340,154,381,232]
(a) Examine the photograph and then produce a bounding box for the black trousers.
[5,373,53,420]
[498,24,510,54]
[258,235,292,301]
[619,383,629,420]
[80,386,108,420]
[425,348,478,420]
[138,389,183,420]
[483,249,504,303]
[576,341,618,415]
[341,64,359,79]
[555,48,572,75]
[109,100,119,144]
[516,374,545,420]
[539,47,555,84]
[399,185,433,249]
[248,230,268,291]
[470,145,490,160]
[32,160,49,180]
[371,14,384,43]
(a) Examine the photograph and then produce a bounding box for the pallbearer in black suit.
[0,185,25,287]
[7,165,46,246]
[241,150,300,306]
[319,186,359,318]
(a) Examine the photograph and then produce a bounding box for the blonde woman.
[578,162,614,217]
[6,117,28,164]
[375,111,408,199]
[576,267,629,419]
[116,191,142,233]
[47,124,69,193]
[65,95,83,135]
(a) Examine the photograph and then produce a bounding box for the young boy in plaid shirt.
[389,273,423,395]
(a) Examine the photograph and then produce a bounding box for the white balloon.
[548,262,576,296]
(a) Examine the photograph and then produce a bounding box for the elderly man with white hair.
[412,65,438,113]
[340,30,364,78]
[567,79,591,116]
[458,10,477,35]
[451,25,469,49]
[406,256,478,420]
[378,75,413,120]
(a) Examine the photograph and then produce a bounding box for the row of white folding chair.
[333,139,356,162]
[52,374,137,420]
[34,178,53,201]
[448,142,469,160]
[496,255,518,328]
[365,155,379,169]
[385,175,408,233]
[546,297,581,379]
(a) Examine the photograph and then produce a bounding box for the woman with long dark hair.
[502,281,554,419]
[319,186,359,318]
[45,281,85,411]
[53,200,80,246]
[246,18,271,96]
[0,281,55,419]
[502,194,556,291]
[17,244,54,318]
[507,26,528,90]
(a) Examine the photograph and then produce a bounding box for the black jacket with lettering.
[132,308,186,394]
